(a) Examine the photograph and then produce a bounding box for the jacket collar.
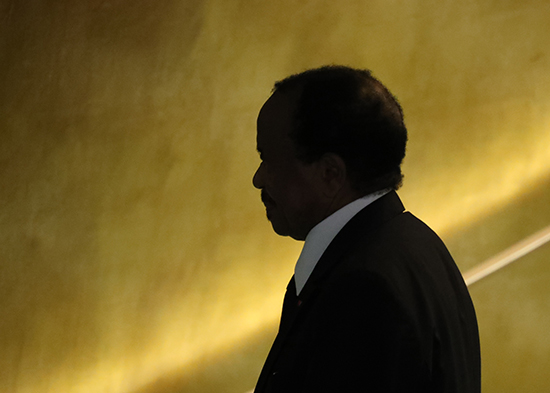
[297,190,405,305]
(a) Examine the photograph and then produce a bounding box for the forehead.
[256,91,297,151]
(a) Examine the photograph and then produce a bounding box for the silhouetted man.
[252,66,481,393]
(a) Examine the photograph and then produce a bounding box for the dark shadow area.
[131,324,277,393]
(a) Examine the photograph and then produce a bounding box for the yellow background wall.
[1,1,549,392]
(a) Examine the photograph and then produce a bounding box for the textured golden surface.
[1,1,549,392]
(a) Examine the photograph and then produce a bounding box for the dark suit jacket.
[254,191,481,393]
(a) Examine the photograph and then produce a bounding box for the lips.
[261,189,276,206]
[261,190,276,218]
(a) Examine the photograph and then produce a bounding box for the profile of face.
[252,92,328,241]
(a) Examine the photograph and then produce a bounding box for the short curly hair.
[274,65,407,194]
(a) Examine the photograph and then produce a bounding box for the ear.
[317,153,348,198]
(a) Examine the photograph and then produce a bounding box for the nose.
[253,162,264,189]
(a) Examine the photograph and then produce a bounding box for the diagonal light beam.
[463,225,550,286]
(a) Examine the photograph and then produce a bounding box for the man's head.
[253,65,407,240]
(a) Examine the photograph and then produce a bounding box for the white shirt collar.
[294,189,390,295]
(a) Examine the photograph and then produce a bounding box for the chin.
[272,222,307,241]
[267,215,292,238]
[267,210,305,240]
[270,221,290,238]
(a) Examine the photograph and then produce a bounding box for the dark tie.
[253,276,301,393]
[278,276,300,333]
